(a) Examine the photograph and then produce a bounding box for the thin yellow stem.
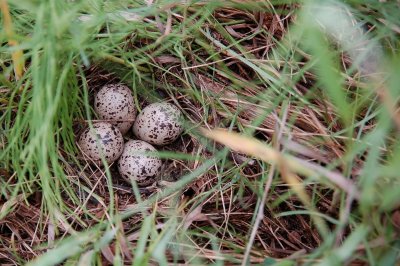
[0,0,25,79]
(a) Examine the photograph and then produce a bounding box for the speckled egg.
[78,122,124,164]
[94,84,136,135]
[118,140,162,186]
[133,102,183,145]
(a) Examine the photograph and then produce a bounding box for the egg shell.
[118,140,162,186]
[94,84,136,135]
[78,122,124,164]
[133,102,183,145]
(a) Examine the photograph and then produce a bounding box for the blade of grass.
[200,128,360,199]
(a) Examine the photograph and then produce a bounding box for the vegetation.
[1,0,399,265]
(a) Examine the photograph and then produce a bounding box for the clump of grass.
[1,0,400,265]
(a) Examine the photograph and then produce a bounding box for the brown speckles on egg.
[133,102,183,145]
[117,140,162,186]
[78,122,124,164]
[94,84,136,135]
